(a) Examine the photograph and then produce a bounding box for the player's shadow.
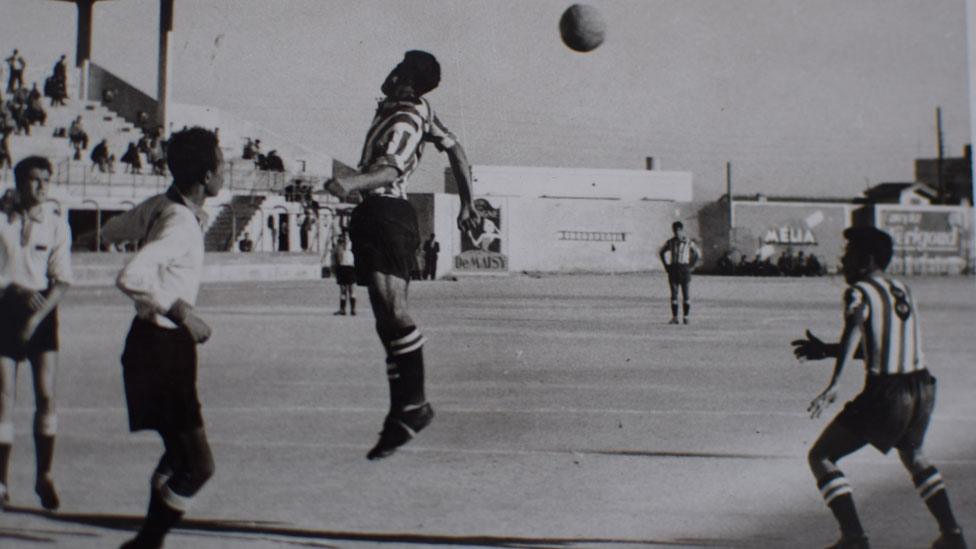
[2,505,732,548]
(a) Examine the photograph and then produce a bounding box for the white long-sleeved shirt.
[102,186,206,328]
[0,202,73,291]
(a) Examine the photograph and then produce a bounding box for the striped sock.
[385,327,427,412]
[913,466,960,534]
[818,471,864,538]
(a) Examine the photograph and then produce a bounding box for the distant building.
[914,145,973,205]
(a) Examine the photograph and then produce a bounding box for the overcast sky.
[1,0,970,200]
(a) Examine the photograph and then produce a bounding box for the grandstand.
[0,52,342,261]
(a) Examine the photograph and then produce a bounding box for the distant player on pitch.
[323,50,480,459]
[658,221,700,324]
[101,127,221,548]
[793,227,967,549]
[0,156,71,511]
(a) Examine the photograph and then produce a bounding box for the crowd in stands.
[242,137,285,172]
[715,249,827,277]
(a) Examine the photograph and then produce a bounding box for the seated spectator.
[120,141,142,174]
[261,149,284,172]
[0,130,11,170]
[242,137,256,159]
[716,251,734,275]
[792,251,806,277]
[805,254,824,276]
[69,115,89,158]
[90,139,111,173]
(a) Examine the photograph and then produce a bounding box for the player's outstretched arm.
[807,318,859,418]
[445,143,480,232]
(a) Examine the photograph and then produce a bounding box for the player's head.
[672,221,684,236]
[382,50,441,99]
[841,226,893,283]
[167,126,224,197]
[14,156,52,209]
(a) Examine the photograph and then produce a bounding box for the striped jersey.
[660,236,701,266]
[358,97,457,199]
[844,275,925,376]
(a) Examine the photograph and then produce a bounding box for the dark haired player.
[323,50,480,459]
[101,127,222,548]
[793,227,967,549]
[0,156,72,510]
[658,221,700,324]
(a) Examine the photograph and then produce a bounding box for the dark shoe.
[668,317,679,325]
[825,535,870,549]
[350,310,356,316]
[932,530,968,549]
[367,403,434,460]
[35,476,60,511]
[334,310,346,316]
[682,318,690,325]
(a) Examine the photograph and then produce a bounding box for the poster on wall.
[454,198,508,272]
[878,208,972,275]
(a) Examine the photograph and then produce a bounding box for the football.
[559,4,606,53]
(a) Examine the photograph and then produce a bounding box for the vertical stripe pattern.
[358,97,457,199]
[852,276,924,376]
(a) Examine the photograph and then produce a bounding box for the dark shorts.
[348,196,420,286]
[335,265,356,286]
[836,369,936,454]
[0,287,59,361]
[667,265,691,285]
[121,317,203,433]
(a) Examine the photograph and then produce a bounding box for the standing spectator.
[658,221,702,325]
[237,231,253,252]
[90,139,111,173]
[266,215,276,251]
[26,83,46,127]
[49,55,67,106]
[5,50,25,94]
[100,128,222,549]
[0,127,11,171]
[121,142,142,174]
[332,236,356,315]
[0,156,73,511]
[422,233,439,280]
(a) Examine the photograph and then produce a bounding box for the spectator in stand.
[26,84,45,128]
[90,139,111,173]
[68,116,88,159]
[148,138,166,175]
[49,55,67,106]
[716,250,734,276]
[8,94,29,136]
[0,129,11,170]
[242,138,256,160]
[5,50,25,94]
[793,251,806,277]
[422,234,439,280]
[121,142,142,174]
[777,250,793,277]
[260,150,284,172]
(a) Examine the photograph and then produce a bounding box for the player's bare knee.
[897,445,930,474]
[33,411,57,436]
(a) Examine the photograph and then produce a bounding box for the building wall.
[729,201,855,272]
[873,204,974,275]
[425,193,683,275]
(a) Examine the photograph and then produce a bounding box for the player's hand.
[324,177,350,200]
[18,315,40,344]
[792,330,829,361]
[182,312,212,344]
[807,386,837,419]
[26,290,46,312]
[457,202,481,232]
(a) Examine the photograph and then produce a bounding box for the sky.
[1,0,971,201]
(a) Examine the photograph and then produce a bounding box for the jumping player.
[101,127,221,548]
[793,227,967,549]
[332,234,356,315]
[323,50,480,459]
[0,156,72,511]
[658,221,700,324]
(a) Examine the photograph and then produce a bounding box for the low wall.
[71,252,322,286]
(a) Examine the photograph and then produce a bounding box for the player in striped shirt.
[793,227,966,549]
[323,51,480,460]
[658,221,701,324]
